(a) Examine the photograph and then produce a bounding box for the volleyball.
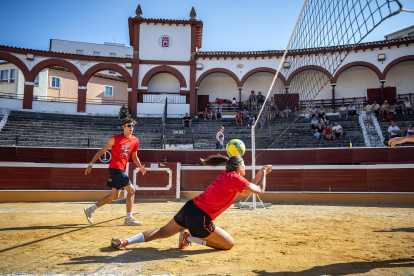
[226,139,245,157]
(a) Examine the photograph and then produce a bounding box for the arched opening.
[242,72,280,102]
[384,59,414,99]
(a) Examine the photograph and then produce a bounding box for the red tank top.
[193,171,250,220]
[109,133,139,172]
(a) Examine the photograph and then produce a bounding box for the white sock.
[89,204,97,213]
[187,235,206,246]
[127,232,145,244]
[126,212,133,220]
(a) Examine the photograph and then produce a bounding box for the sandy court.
[0,200,413,276]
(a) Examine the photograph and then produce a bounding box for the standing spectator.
[380,100,389,116]
[388,121,403,139]
[256,91,265,110]
[182,113,192,129]
[348,102,357,116]
[211,107,217,120]
[309,105,318,118]
[232,97,237,112]
[235,112,243,125]
[364,101,373,122]
[215,126,225,149]
[310,115,319,130]
[217,104,223,119]
[372,101,380,115]
[318,105,326,118]
[118,104,129,119]
[202,107,210,121]
[249,91,257,110]
[332,122,344,138]
[323,124,335,140]
[402,122,414,136]
[394,98,405,114]
[339,103,348,117]
[404,97,412,114]
[314,122,324,140]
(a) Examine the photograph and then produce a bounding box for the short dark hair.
[122,118,137,125]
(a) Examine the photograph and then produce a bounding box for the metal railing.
[143,93,186,104]
[161,98,167,149]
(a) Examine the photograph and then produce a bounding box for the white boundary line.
[181,164,414,170]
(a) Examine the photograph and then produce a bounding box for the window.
[108,70,116,74]
[408,31,414,37]
[76,50,83,55]
[9,69,15,83]
[110,53,116,57]
[104,85,113,97]
[34,74,40,86]
[93,51,100,56]
[0,70,9,83]
[51,76,61,88]
[126,54,132,58]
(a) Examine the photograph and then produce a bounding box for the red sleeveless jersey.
[109,133,139,172]
[193,171,250,220]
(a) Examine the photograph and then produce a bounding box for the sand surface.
[0,201,413,276]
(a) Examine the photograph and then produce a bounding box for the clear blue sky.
[1,0,413,52]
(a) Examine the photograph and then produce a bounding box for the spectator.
[404,97,412,114]
[324,118,331,127]
[162,156,168,162]
[249,91,257,110]
[243,98,250,109]
[309,105,317,118]
[215,98,224,104]
[182,112,192,129]
[372,101,380,115]
[118,104,129,119]
[364,101,373,122]
[202,107,210,121]
[284,108,292,118]
[318,105,326,118]
[259,115,266,128]
[293,106,299,118]
[314,122,324,140]
[257,91,265,110]
[232,97,237,112]
[235,112,243,125]
[310,114,319,130]
[217,104,223,119]
[388,121,403,139]
[320,114,327,124]
[394,98,404,114]
[402,122,414,136]
[339,103,348,117]
[268,97,275,107]
[248,114,256,126]
[323,124,335,140]
[380,100,389,116]
[211,107,217,120]
[215,126,225,150]
[348,102,356,116]
[241,107,247,121]
[332,122,344,138]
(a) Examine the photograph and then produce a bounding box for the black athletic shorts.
[173,199,216,239]
[107,168,132,190]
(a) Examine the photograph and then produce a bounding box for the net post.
[251,125,256,210]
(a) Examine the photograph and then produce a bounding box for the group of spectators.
[310,114,344,140]
[387,121,414,140]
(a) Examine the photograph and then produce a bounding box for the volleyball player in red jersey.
[84,118,147,226]
[111,154,272,250]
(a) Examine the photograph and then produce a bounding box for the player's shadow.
[62,247,217,265]
[251,258,414,275]
[374,227,414,233]
[0,224,114,232]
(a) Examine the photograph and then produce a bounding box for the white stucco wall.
[385,61,414,95]
[33,69,48,98]
[136,103,189,116]
[240,72,280,101]
[0,98,23,109]
[197,73,240,102]
[335,66,381,99]
[139,24,191,61]
[147,73,180,93]
[32,101,77,113]
[85,104,123,115]
[289,70,332,101]
[139,64,190,90]
[50,39,133,57]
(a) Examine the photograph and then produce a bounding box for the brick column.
[130,62,139,116]
[77,86,87,112]
[23,81,34,109]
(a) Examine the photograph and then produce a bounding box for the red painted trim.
[140,60,191,66]
[77,88,87,113]
[240,67,287,86]
[83,63,132,88]
[0,52,30,80]
[23,85,34,110]
[195,68,242,87]
[133,22,140,51]
[30,58,83,83]
[332,61,382,83]
[382,55,414,80]
[141,65,187,88]
[286,65,332,86]
[131,63,139,114]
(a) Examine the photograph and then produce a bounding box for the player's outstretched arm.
[131,151,147,175]
[241,165,273,196]
[85,137,115,175]
[388,136,414,147]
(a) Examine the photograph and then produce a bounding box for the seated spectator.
[310,115,319,130]
[404,97,412,114]
[249,91,257,110]
[332,122,344,138]
[314,122,324,140]
[235,112,243,125]
[318,105,326,118]
[241,107,247,121]
[364,101,373,122]
[348,102,356,116]
[320,114,327,124]
[323,124,335,140]
[394,98,404,114]
[339,103,348,117]
[402,122,414,136]
[309,105,318,118]
[388,121,403,139]
[211,107,217,120]
[215,98,224,104]
[259,115,266,128]
[248,114,256,126]
[324,119,331,126]
[243,98,250,108]
[232,97,237,112]
[217,104,223,119]
[268,97,276,107]
[380,100,389,116]
[118,104,129,119]
[182,112,192,129]
[372,101,380,114]
[284,108,292,118]
[256,91,265,109]
[293,106,299,118]
[202,107,210,121]
[162,156,168,162]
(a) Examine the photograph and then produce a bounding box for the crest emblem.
[158,35,173,48]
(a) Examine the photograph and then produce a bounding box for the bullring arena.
[1,1,414,276]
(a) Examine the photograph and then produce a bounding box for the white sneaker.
[124,217,143,226]
[84,207,94,224]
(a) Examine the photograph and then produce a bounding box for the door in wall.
[198,95,210,113]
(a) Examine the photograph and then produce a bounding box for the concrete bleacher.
[0,111,162,148]
[377,113,414,146]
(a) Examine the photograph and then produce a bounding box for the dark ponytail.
[201,154,244,172]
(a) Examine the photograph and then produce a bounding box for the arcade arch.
[384,59,414,96]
